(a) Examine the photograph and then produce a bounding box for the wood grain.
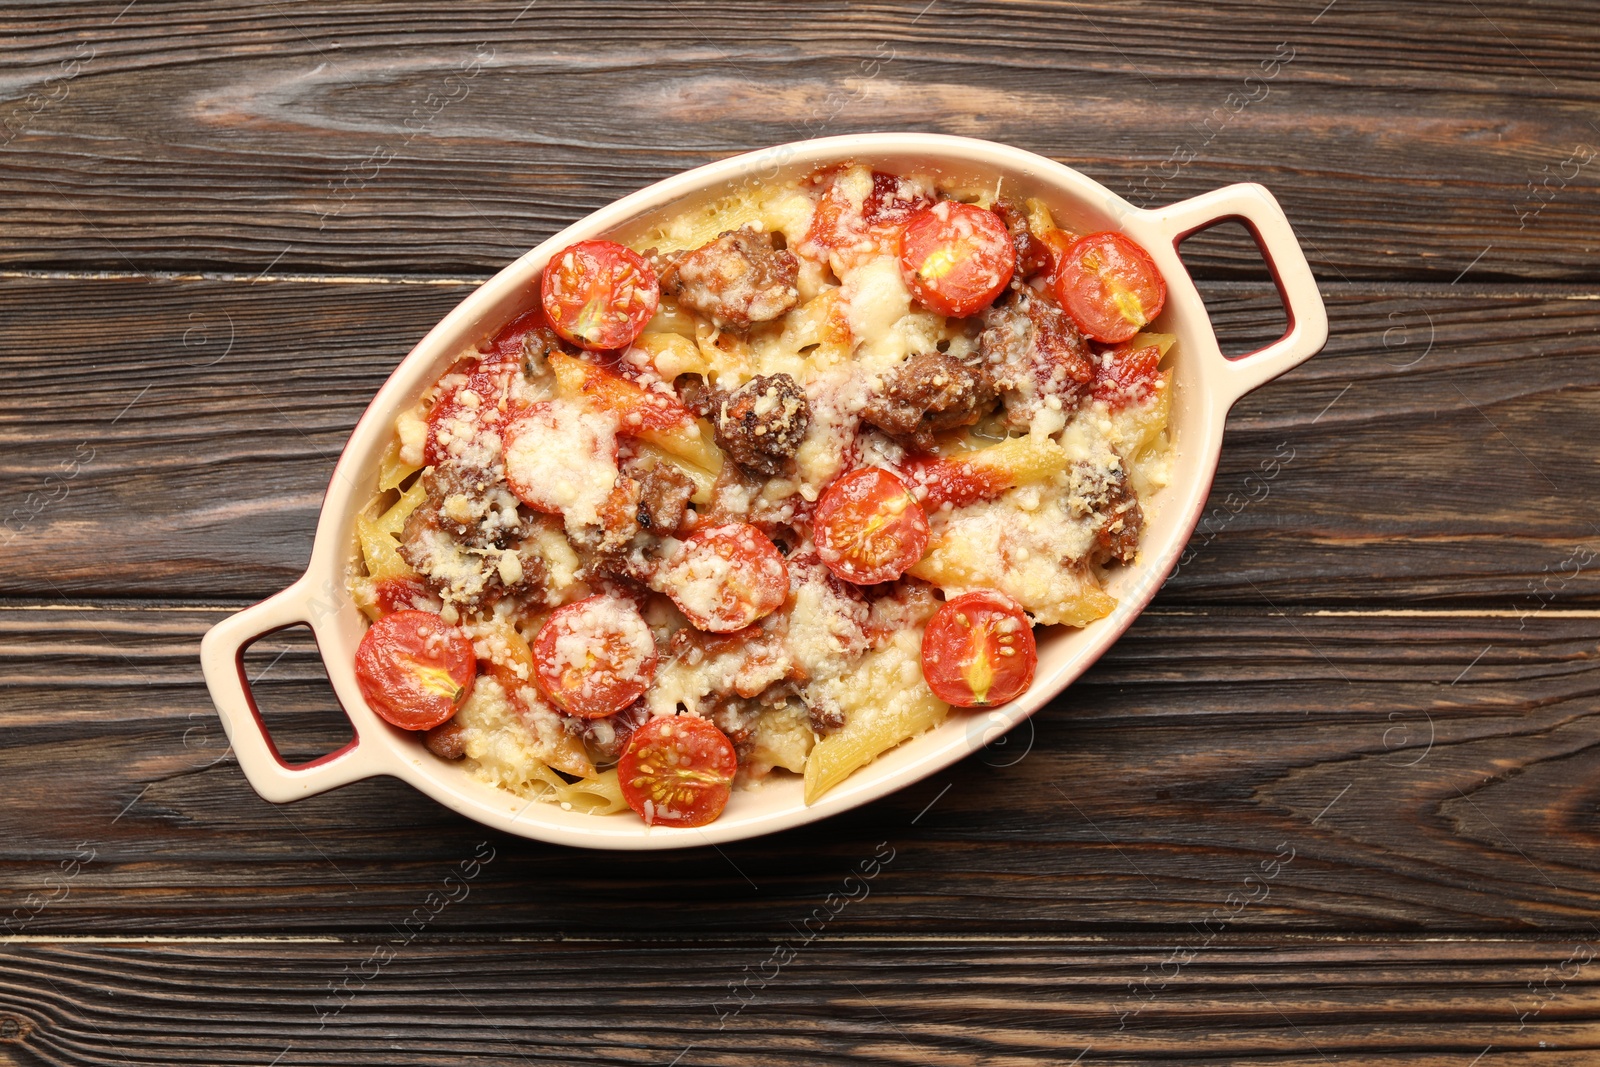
[3,5,1598,1058]
[2,603,1596,935]
[1,2,1597,280]
[3,275,1596,605]
[0,937,1596,1066]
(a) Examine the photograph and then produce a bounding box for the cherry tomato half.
[920,591,1037,707]
[1053,231,1167,344]
[618,714,738,827]
[368,577,441,617]
[813,467,930,585]
[424,354,519,467]
[664,523,789,633]
[547,351,695,434]
[1092,342,1163,410]
[864,169,934,227]
[354,609,477,730]
[800,169,930,275]
[488,305,557,362]
[500,401,619,515]
[898,201,1015,318]
[541,239,660,352]
[532,595,658,719]
[898,452,1015,512]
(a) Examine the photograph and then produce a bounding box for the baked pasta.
[348,163,1175,828]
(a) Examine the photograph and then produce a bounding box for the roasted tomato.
[1093,341,1164,410]
[864,170,933,226]
[547,352,695,434]
[475,618,539,704]
[1054,231,1166,343]
[368,577,442,617]
[531,595,658,719]
[423,353,521,467]
[618,714,738,827]
[813,467,930,585]
[500,400,619,514]
[898,452,1015,512]
[663,523,789,633]
[488,305,560,363]
[898,201,1016,318]
[541,239,660,351]
[354,610,477,730]
[920,591,1037,707]
[801,169,931,273]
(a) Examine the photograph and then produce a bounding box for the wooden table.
[4,2,1597,1063]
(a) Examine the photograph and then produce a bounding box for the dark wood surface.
[3,1,1598,1063]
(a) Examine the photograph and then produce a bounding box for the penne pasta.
[348,159,1176,827]
[356,479,427,581]
[804,636,950,805]
[903,433,1070,510]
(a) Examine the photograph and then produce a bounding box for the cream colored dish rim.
[200,133,1328,850]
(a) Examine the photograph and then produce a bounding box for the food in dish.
[347,162,1175,828]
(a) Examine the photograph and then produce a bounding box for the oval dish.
[200,133,1328,850]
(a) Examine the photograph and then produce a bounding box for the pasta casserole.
[347,162,1174,827]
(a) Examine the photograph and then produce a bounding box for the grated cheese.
[357,161,1175,822]
[502,400,620,533]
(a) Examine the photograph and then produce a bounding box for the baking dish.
[200,133,1327,849]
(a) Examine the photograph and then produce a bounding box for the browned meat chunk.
[711,698,763,749]
[699,452,806,535]
[979,290,1094,428]
[571,460,695,581]
[993,198,1053,280]
[662,227,800,332]
[514,323,566,375]
[1070,462,1144,566]
[412,464,523,550]
[673,373,717,419]
[635,460,695,535]
[566,477,646,572]
[702,456,766,527]
[861,351,998,449]
[713,373,811,476]
[804,690,847,735]
[424,719,467,761]
[398,492,549,610]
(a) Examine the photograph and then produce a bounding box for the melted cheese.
[360,161,1177,819]
[841,256,913,371]
[455,676,570,786]
[501,400,620,532]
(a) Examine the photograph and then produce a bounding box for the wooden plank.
[1,2,1597,280]
[2,604,1597,935]
[0,937,1596,1065]
[4,5,1594,1060]
[2,276,1596,605]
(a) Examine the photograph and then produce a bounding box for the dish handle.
[200,578,390,802]
[1148,183,1329,405]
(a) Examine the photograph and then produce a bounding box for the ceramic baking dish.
[200,133,1327,849]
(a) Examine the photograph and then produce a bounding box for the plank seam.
[0,932,1589,945]
[4,270,1600,298]
[7,601,1600,620]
